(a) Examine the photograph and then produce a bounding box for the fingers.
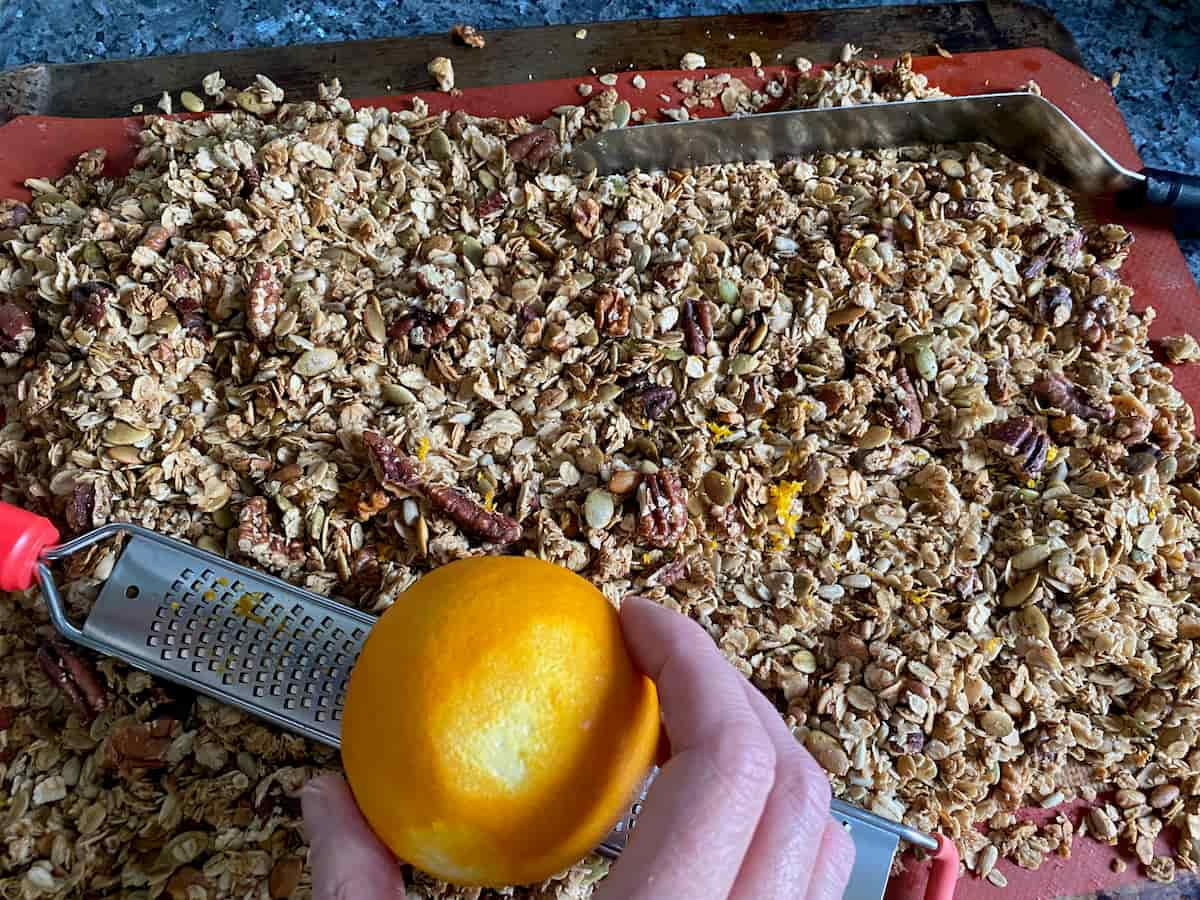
[728,682,844,900]
[302,774,407,900]
[597,597,776,900]
[807,820,857,900]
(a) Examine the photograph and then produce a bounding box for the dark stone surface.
[1,0,1196,278]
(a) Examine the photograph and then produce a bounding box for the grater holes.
[315,711,327,723]
[222,673,235,686]
[125,584,140,599]
[147,636,160,647]
[191,661,204,673]
[284,699,296,711]
[301,697,314,710]
[162,649,175,660]
[253,686,265,698]
[332,708,343,721]
[270,685,283,697]
[178,648,190,659]
[351,627,365,639]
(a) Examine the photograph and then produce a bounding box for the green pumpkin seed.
[583,488,615,529]
[660,347,685,361]
[633,243,652,272]
[429,128,453,161]
[611,101,631,128]
[717,278,738,304]
[477,169,497,190]
[382,382,417,406]
[461,236,484,267]
[702,470,736,506]
[398,227,421,250]
[730,354,757,376]
[364,299,387,343]
[939,158,966,178]
[83,242,106,268]
[912,346,938,381]
[857,425,892,449]
[104,422,151,445]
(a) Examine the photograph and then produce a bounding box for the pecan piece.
[0,303,34,355]
[626,382,677,421]
[37,641,107,722]
[0,199,30,230]
[450,23,486,47]
[0,706,13,731]
[573,197,601,238]
[362,432,420,493]
[1078,296,1116,350]
[1113,412,1153,445]
[65,483,95,533]
[71,280,117,327]
[341,547,384,601]
[388,303,460,348]
[245,261,281,341]
[592,286,630,337]
[601,233,632,266]
[647,557,690,587]
[987,417,1050,475]
[237,497,306,574]
[426,485,523,544]
[637,469,688,548]
[478,189,506,218]
[1021,255,1049,280]
[507,127,559,166]
[890,366,923,440]
[1033,374,1115,423]
[654,260,693,292]
[681,299,713,355]
[1033,285,1073,328]
[241,164,262,198]
[342,478,393,520]
[728,310,765,357]
[140,222,176,253]
[107,719,177,769]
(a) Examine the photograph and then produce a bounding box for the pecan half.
[507,127,559,166]
[681,299,713,355]
[602,234,632,266]
[140,222,176,253]
[728,310,765,357]
[0,303,35,355]
[890,366,923,440]
[245,262,281,341]
[240,164,262,198]
[626,382,677,421]
[65,483,95,533]
[1033,374,1115,423]
[637,469,688,548]
[237,497,306,574]
[72,281,117,327]
[450,23,486,47]
[653,260,693,292]
[37,641,107,722]
[573,197,601,239]
[1033,285,1073,328]
[107,719,177,769]
[426,484,523,544]
[0,199,30,230]
[1078,296,1116,351]
[592,286,630,337]
[987,417,1050,475]
[341,547,384,601]
[362,431,420,493]
[388,304,460,348]
[478,189,506,218]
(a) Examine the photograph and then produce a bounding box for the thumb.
[302,774,407,900]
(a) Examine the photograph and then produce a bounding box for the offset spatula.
[572,92,1200,232]
[0,501,958,899]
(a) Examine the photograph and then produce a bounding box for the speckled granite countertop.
[2,0,1197,277]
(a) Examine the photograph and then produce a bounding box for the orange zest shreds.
[1045,445,1058,463]
[417,436,431,461]
[768,479,806,538]
[483,489,496,512]
[706,421,734,443]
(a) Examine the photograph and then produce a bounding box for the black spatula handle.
[1121,167,1200,235]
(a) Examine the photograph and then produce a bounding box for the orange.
[341,556,661,887]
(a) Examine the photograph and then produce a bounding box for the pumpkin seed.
[608,470,640,494]
[611,101,631,128]
[979,709,1014,737]
[382,382,416,406]
[1011,543,1052,570]
[729,354,757,376]
[1016,604,1050,640]
[294,348,338,377]
[857,425,892,449]
[212,506,236,530]
[939,157,966,178]
[104,422,151,446]
[429,128,453,161]
[632,243,652,272]
[702,470,736,506]
[106,446,141,464]
[461,236,484,267]
[912,345,938,381]
[306,506,326,541]
[364,299,387,343]
[660,347,685,361]
[793,649,818,673]
[583,489,615,530]
[477,169,497,190]
[180,91,205,113]
[748,318,769,353]
[717,278,738,304]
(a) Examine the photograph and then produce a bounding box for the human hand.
[301,596,853,900]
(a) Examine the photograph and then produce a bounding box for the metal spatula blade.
[572,92,1200,224]
[1,503,958,899]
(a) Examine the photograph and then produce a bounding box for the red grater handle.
[925,833,960,900]
[0,501,59,592]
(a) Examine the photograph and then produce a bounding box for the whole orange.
[340,556,661,887]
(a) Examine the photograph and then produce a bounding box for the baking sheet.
[1,47,1197,900]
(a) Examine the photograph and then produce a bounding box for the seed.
[691,234,728,259]
[104,422,151,445]
[1011,543,1052,571]
[702,470,736,506]
[857,425,892,450]
[106,446,141,464]
[979,709,1014,737]
[364,299,387,343]
[294,348,339,377]
[633,243,652,272]
[977,845,999,879]
[611,101,631,128]
[180,91,205,113]
[382,383,417,406]
[582,488,615,530]
[198,536,223,554]
[1017,604,1050,640]
[306,506,326,541]
[805,731,850,776]
[609,470,640,494]
[939,158,966,178]
[747,318,769,353]
[461,236,484,267]
[428,128,452,161]
[730,354,756,376]
[414,514,429,556]
[1001,572,1039,607]
[793,649,817,673]
[912,346,938,381]
[717,278,738,304]
[855,245,882,270]
[212,506,236,529]
[817,584,844,601]
[818,156,837,176]
[269,857,302,899]
[1150,784,1179,808]
[846,685,875,711]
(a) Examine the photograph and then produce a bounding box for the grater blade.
[36,523,944,898]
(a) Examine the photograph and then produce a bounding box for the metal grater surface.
[81,532,373,745]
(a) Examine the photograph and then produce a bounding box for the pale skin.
[301,596,855,900]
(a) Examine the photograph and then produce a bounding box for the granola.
[1,53,1199,898]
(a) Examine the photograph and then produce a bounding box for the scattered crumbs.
[451,24,486,48]
[157,92,172,115]
[795,56,813,73]
[661,107,689,122]
[428,57,455,92]
[598,73,618,87]
[575,28,588,40]
[577,83,593,98]
[727,32,736,40]
[631,74,646,90]
[749,51,762,68]
[680,52,706,71]
[840,43,860,63]
[935,44,953,59]
[131,103,144,114]
[1110,70,1122,88]
[658,93,672,103]
[589,66,597,74]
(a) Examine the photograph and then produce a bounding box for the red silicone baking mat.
[1,46,1197,900]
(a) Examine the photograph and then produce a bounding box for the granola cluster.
[1,55,1199,897]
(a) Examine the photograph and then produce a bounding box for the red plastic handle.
[924,833,960,900]
[0,501,59,592]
